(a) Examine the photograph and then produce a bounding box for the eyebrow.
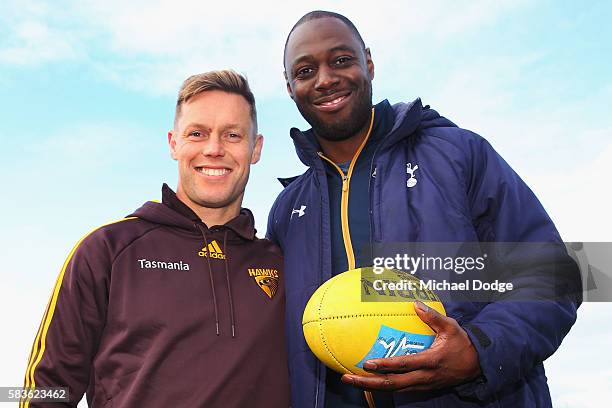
[290,44,359,69]
[183,123,246,133]
[218,123,247,133]
[182,122,210,133]
[329,45,359,54]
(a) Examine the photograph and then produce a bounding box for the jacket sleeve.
[456,133,582,400]
[22,233,110,407]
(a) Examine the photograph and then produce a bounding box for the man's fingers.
[363,351,439,373]
[414,300,455,333]
[342,370,434,392]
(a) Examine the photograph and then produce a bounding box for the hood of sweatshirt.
[130,183,256,241]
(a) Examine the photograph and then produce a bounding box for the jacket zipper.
[317,108,376,408]
[317,108,375,271]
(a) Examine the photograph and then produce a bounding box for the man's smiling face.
[168,90,262,211]
[284,17,374,142]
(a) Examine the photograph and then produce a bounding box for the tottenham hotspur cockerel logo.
[406,163,419,188]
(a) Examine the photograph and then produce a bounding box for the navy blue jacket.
[267,99,581,407]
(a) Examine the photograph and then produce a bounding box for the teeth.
[321,96,345,106]
[197,168,229,176]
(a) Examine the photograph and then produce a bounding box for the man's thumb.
[414,300,447,333]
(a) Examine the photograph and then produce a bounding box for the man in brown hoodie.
[21,70,290,407]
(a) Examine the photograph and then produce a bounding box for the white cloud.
[547,303,612,408]
[0,1,82,66]
[70,0,298,96]
[0,20,80,65]
[1,0,529,96]
[80,0,529,96]
[531,140,612,242]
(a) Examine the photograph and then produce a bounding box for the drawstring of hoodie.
[223,230,236,338]
[197,225,220,336]
[197,224,237,338]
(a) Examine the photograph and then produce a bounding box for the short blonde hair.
[174,69,257,133]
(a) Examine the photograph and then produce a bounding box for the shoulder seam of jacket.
[110,223,164,264]
[278,168,314,193]
[419,127,478,149]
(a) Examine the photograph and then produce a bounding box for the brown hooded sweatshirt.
[22,184,289,407]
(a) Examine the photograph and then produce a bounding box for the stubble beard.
[181,171,248,210]
[299,82,373,142]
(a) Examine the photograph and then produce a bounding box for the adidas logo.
[198,240,226,259]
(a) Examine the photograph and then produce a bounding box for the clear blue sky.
[1,1,610,406]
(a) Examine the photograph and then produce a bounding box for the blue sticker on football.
[356,325,436,368]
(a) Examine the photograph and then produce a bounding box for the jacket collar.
[162,183,200,222]
[289,99,423,167]
[383,98,423,149]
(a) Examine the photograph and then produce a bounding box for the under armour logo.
[406,163,419,188]
[291,205,306,219]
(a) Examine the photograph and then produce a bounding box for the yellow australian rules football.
[302,267,446,376]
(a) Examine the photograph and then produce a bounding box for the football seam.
[303,312,418,326]
[317,281,355,375]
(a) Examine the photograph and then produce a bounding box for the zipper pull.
[342,175,349,192]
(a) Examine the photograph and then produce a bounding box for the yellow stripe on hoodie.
[22,217,137,408]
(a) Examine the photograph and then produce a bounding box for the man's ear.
[168,130,178,160]
[284,71,294,100]
[251,134,264,164]
[365,47,375,81]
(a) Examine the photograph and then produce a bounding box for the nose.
[201,134,225,157]
[315,65,339,91]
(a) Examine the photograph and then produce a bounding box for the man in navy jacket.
[267,10,581,408]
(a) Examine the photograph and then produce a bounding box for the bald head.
[283,10,365,68]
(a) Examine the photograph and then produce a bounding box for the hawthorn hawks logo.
[248,268,279,299]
